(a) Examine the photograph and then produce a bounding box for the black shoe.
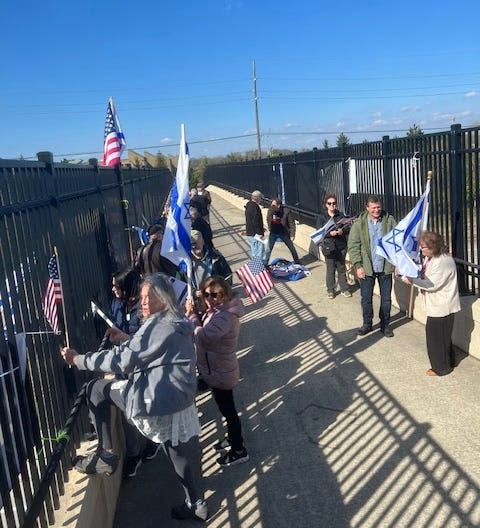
[171,499,208,521]
[357,325,373,336]
[74,452,119,476]
[142,440,161,461]
[122,456,142,478]
[381,325,394,338]
[213,437,231,452]
[217,448,249,467]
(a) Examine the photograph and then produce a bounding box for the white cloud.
[465,91,479,98]
[400,105,422,112]
[283,123,299,129]
[160,137,172,144]
[373,119,387,126]
[335,121,345,128]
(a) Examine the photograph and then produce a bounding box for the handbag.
[320,237,337,257]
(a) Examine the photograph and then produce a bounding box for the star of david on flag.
[376,180,431,277]
[160,124,191,270]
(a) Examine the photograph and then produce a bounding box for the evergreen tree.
[336,132,350,147]
[407,124,424,137]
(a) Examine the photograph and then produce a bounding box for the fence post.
[449,123,466,293]
[313,147,320,211]
[382,136,394,212]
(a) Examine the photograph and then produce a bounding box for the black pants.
[87,379,204,504]
[426,314,455,375]
[211,387,244,451]
[325,250,349,293]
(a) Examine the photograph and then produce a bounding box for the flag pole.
[407,170,433,318]
[54,246,71,347]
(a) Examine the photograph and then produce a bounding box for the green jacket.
[347,210,396,276]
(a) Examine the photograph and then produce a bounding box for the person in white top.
[403,231,461,376]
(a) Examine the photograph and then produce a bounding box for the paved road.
[113,189,480,528]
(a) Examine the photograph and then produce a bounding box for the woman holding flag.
[316,194,352,299]
[403,231,461,376]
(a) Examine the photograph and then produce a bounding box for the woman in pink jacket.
[185,276,249,467]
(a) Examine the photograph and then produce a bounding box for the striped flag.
[310,218,335,245]
[103,97,126,166]
[236,257,274,304]
[160,124,191,269]
[42,255,62,333]
[376,180,431,277]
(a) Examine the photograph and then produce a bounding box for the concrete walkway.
[113,189,480,528]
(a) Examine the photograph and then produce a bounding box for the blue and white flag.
[161,124,191,269]
[131,225,149,245]
[310,218,336,245]
[376,180,430,277]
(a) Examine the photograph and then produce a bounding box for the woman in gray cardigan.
[61,273,208,522]
[404,231,461,376]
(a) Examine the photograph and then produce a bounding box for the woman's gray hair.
[141,272,184,321]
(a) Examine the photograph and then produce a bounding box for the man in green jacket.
[348,196,396,337]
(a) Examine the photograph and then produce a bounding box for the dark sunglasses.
[326,201,337,205]
[203,291,219,298]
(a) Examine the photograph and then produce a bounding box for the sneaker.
[122,456,142,478]
[171,499,208,521]
[74,452,119,476]
[213,437,231,452]
[381,325,394,338]
[142,440,161,460]
[217,448,249,467]
[356,325,373,336]
[341,290,352,298]
[327,291,335,299]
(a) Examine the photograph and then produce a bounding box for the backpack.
[269,258,310,281]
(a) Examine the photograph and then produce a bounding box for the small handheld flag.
[236,258,274,304]
[42,255,62,333]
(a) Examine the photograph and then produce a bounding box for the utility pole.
[252,59,262,158]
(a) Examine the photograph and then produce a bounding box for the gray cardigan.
[75,312,197,419]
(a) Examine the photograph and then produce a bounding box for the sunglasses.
[326,201,337,205]
[203,291,219,298]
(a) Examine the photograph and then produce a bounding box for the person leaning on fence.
[244,190,267,264]
[109,268,161,478]
[265,197,300,264]
[402,231,461,376]
[185,276,249,467]
[316,194,351,299]
[61,273,208,522]
[134,224,179,278]
[347,195,396,338]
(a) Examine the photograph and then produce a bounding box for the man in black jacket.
[266,198,300,264]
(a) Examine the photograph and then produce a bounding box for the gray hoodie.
[75,311,196,419]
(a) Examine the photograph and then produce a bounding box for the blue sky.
[1,0,479,161]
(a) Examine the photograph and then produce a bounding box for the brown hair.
[324,194,337,207]
[420,231,448,257]
[201,275,233,302]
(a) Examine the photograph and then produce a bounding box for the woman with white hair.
[61,273,208,522]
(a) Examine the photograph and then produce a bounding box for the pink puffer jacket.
[189,296,244,390]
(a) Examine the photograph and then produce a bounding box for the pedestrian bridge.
[53,186,480,528]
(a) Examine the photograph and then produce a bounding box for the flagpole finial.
[427,170,433,181]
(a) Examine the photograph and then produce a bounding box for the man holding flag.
[348,196,397,337]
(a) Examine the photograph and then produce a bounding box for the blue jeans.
[246,235,267,263]
[359,273,392,328]
[266,233,299,264]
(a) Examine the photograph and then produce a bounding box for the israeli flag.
[310,218,336,245]
[161,124,191,269]
[131,225,149,245]
[376,180,430,277]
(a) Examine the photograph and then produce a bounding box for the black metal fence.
[205,123,480,295]
[0,154,171,527]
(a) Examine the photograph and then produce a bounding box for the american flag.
[236,257,274,304]
[42,255,62,333]
[103,97,126,167]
